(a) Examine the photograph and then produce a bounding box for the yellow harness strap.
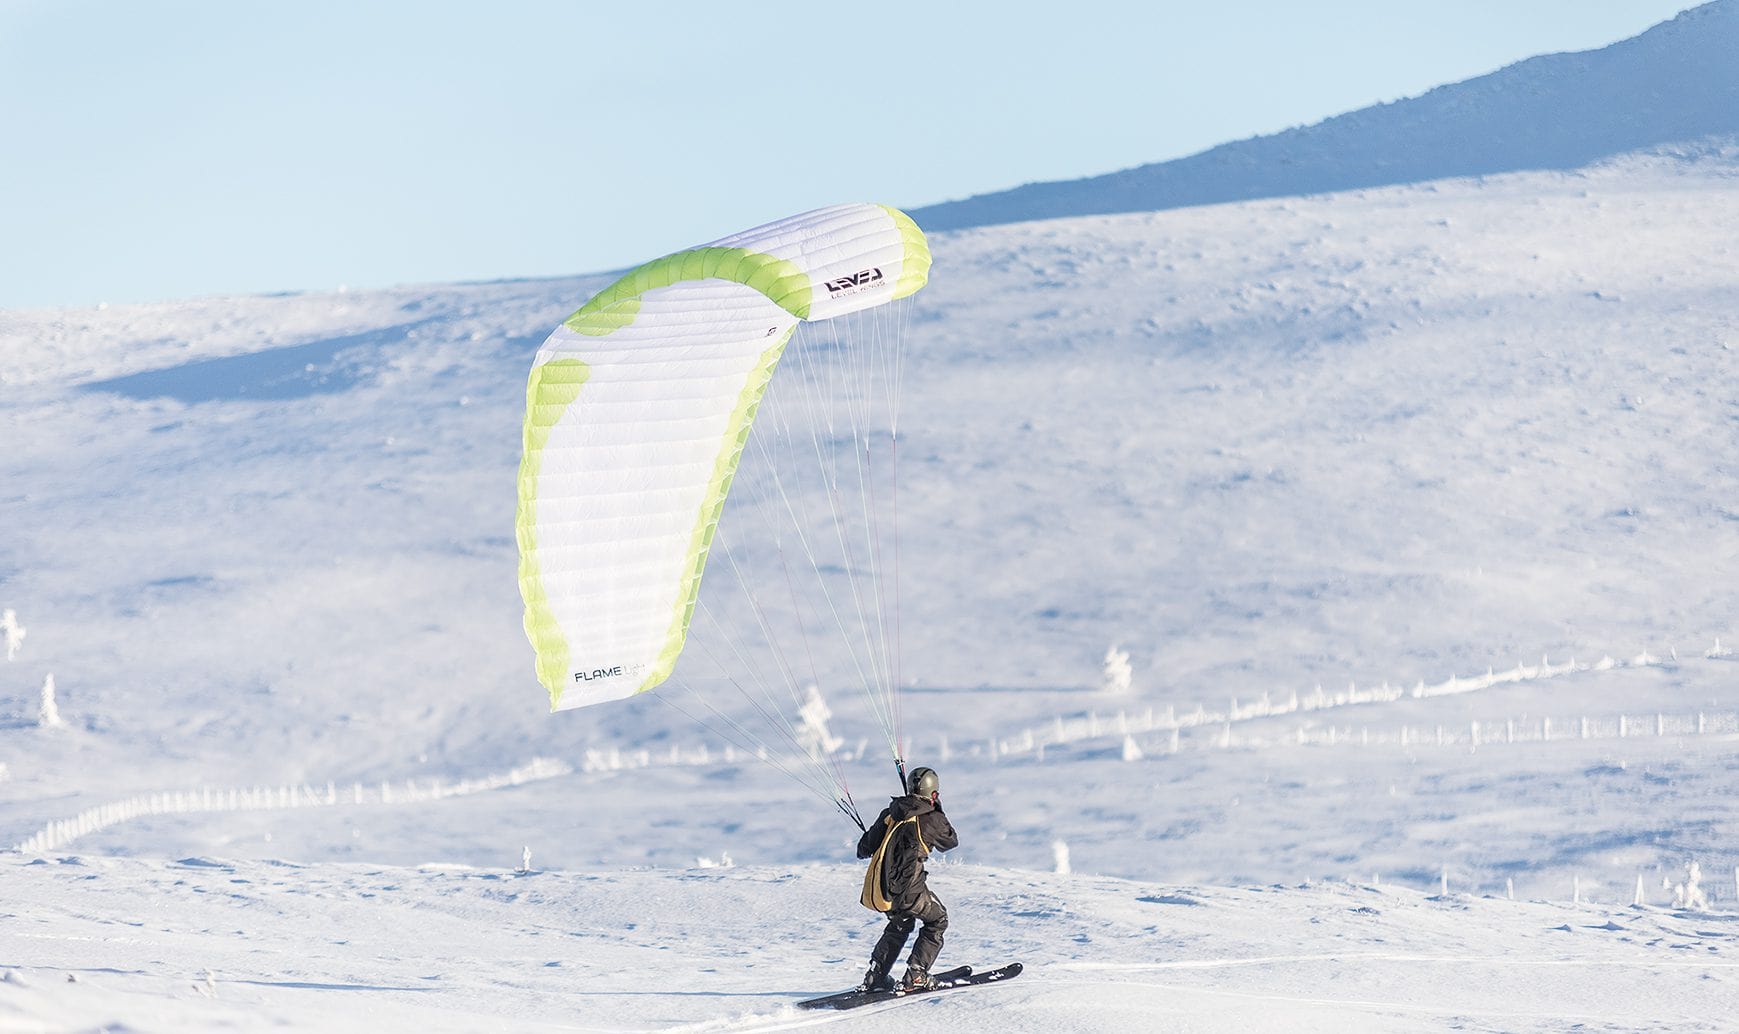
[860,815,930,913]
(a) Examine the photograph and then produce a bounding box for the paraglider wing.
[517,203,930,711]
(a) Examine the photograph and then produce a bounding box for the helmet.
[907,766,939,799]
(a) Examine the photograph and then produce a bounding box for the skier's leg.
[868,912,915,980]
[906,891,949,974]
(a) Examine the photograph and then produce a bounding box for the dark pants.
[870,888,948,974]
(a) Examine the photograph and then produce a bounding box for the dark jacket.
[856,794,958,910]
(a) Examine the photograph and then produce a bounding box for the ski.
[795,966,970,1011]
[797,962,1020,1010]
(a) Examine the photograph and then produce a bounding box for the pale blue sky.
[0,0,1698,308]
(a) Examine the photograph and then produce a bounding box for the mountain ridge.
[910,1,1739,231]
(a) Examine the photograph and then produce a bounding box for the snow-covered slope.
[6,856,1735,1032]
[6,148,1738,787]
[910,2,1739,231]
[4,144,1739,1031]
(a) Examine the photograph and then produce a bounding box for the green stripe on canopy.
[564,247,813,337]
[516,357,591,707]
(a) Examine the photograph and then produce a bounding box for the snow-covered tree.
[1101,645,1132,694]
[1052,840,1071,875]
[1672,861,1710,911]
[38,673,62,728]
[1,609,23,662]
[795,684,843,760]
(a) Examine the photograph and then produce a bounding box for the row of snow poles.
[10,760,571,854]
[581,708,1739,774]
[996,708,1739,758]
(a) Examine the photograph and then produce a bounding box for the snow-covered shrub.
[1671,861,1709,910]
[37,673,62,728]
[1,609,23,662]
[1052,840,1070,875]
[1101,645,1132,694]
[794,684,842,760]
[1121,735,1143,762]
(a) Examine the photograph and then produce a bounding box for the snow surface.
[6,856,1737,1033]
[6,93,1739,1034]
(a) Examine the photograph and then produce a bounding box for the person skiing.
[855,765,958,992]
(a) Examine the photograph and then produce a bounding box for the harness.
[860,814,929,913]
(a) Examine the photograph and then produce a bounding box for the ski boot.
[858,962,894,993]
[899,965,934,992]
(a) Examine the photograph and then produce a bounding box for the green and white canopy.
[517,203,930,711]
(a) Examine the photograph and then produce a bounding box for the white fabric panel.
[531,282,793,709]
[707,203,914,321]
